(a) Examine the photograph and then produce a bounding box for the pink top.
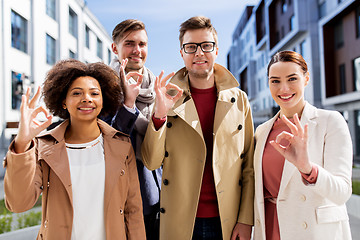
[262,117,318,239]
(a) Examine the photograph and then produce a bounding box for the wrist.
[123,99,135,109]
[299,163,313,175]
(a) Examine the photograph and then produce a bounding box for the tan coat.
[254,102,352,240]
[4,119,146,240]
[142,64,255,240]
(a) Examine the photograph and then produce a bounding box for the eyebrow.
[70,87,100,91]
[269,73,298,79]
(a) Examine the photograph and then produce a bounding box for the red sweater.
[152,85,219,218]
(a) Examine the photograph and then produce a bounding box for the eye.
[288,77,297,81]
[139,42,147,47]
[91,92,100,96]
[271,80,280,84]
[125,42,135,47]
[72,91,81,96]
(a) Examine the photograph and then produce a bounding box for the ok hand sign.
[14,87,53,153]
[269,113,312,174]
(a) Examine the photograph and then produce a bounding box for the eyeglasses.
[181,41,216,54]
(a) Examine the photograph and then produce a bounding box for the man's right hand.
[119,59,143,108]
[153,71,183,119]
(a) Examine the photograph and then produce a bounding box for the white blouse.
[66,134,106,240]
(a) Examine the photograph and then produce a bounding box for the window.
[46,0,56,20]
[354,110,360,155]
[281,26,285,38]
[46,34,56,65]
[85,25,90,48]
[97,37,103,59]
[108,49,112,64]
[300,40,306,56]
[356,6,360,38]
[290,15,295,31]
[339,64,346,94]
[288,0,292,5]
[11,71,23,109]
[11,10,28,53]
[281,0,287,14]
[69,7,77,38]
[69,50,76,59]
[354,56,360,91]
[334,21,344,49]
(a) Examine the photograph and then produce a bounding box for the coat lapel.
[278,102,318,198]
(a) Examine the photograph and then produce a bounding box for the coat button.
[120,209,124,214]
[231,97,236,103]
[239,180,242,186]
[240,153,245,159]
[165,151,169,157]
[163,179,169,185]
[302,222,308,229]
[300,195,306,202]
[160,208,166,213]
[44,220,48,228]
[237,124,242,130]
[120,169,125,176]
[166,122,172,128]
[173,115,178,119]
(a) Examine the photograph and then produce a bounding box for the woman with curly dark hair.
[3,59,146,239]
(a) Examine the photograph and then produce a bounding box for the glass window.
[290,15,295,31]
[339,64,346,94]
[356,6,360,38]
[11,71,23,110]
[11,10,28,53]
[85,25,90,48]
[354,56,360,91]
[334,21,344,49]
[46,0,56,20]
[355,110,360,155]
[46,34,56,65]
[69,7,77,38]
[69,50,76,59]
[300,40,306,56]
[281,0,287,14]
[108,49,112,64]
[97,37,103,59]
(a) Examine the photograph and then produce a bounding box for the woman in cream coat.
[253,51,352,240]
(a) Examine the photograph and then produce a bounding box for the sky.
[85,0,259,75]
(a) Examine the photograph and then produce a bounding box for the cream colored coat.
[4,119,146,240]
[142,64,255,240]
[254,102,352,240]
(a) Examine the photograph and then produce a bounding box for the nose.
[132,44,140,54]
[82,93,92,102]
[195,45,204,56]
[280,82,290,92]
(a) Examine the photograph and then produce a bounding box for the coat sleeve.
[305,111,353,205]
[237,93,255,225]
[4,139,43,213]
[124,144,146,240]
[111,105,139,135]
[141,119,167,170]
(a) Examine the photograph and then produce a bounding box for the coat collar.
[168,63,239,137]
[37,118,129,208]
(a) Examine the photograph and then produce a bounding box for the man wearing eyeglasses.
[142,16,254,240]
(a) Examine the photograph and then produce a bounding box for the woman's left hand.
[269,113,313,174]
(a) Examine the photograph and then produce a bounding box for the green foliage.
[17,211,42,230]
[0,210,13,234]
[353,180,360,195]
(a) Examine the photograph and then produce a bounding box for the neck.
[280,101,306,118]
[65,118,101,144]
[189,73,215,89]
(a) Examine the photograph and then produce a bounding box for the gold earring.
[63,104,66,109]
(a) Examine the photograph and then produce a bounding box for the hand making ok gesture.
[153,71,183,119]
[14,87,53,153]
[269,113,313,174]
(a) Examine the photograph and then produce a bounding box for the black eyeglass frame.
[181,41,216,54]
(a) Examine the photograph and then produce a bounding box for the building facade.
[0,0,114,154]
[228,0,360,161]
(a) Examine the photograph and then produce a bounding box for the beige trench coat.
[142,64,255,240]
[4,119,146,240]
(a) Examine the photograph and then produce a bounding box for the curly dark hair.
[42,59,122,119]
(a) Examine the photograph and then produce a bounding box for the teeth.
[80,108,92,110]
[279,95,293,100]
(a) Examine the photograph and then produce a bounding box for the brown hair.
[42,59,121,119]
[267,50,308,76]
[179,16,218,47]
[112,19,146,43]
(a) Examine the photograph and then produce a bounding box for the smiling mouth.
[278,94,295,100]
[78,107,94,111]
[193,60,207,64]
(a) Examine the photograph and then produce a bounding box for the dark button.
[126,155,128,159]
[237,124,242,130]
[160,208,166,213]
[163,179,169,185]
[240,153,245,159]
[231,97,236,103]
[173,115,178,119]
[239,180,242,186]
[166,122,172,128]
[165,151,169,157]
